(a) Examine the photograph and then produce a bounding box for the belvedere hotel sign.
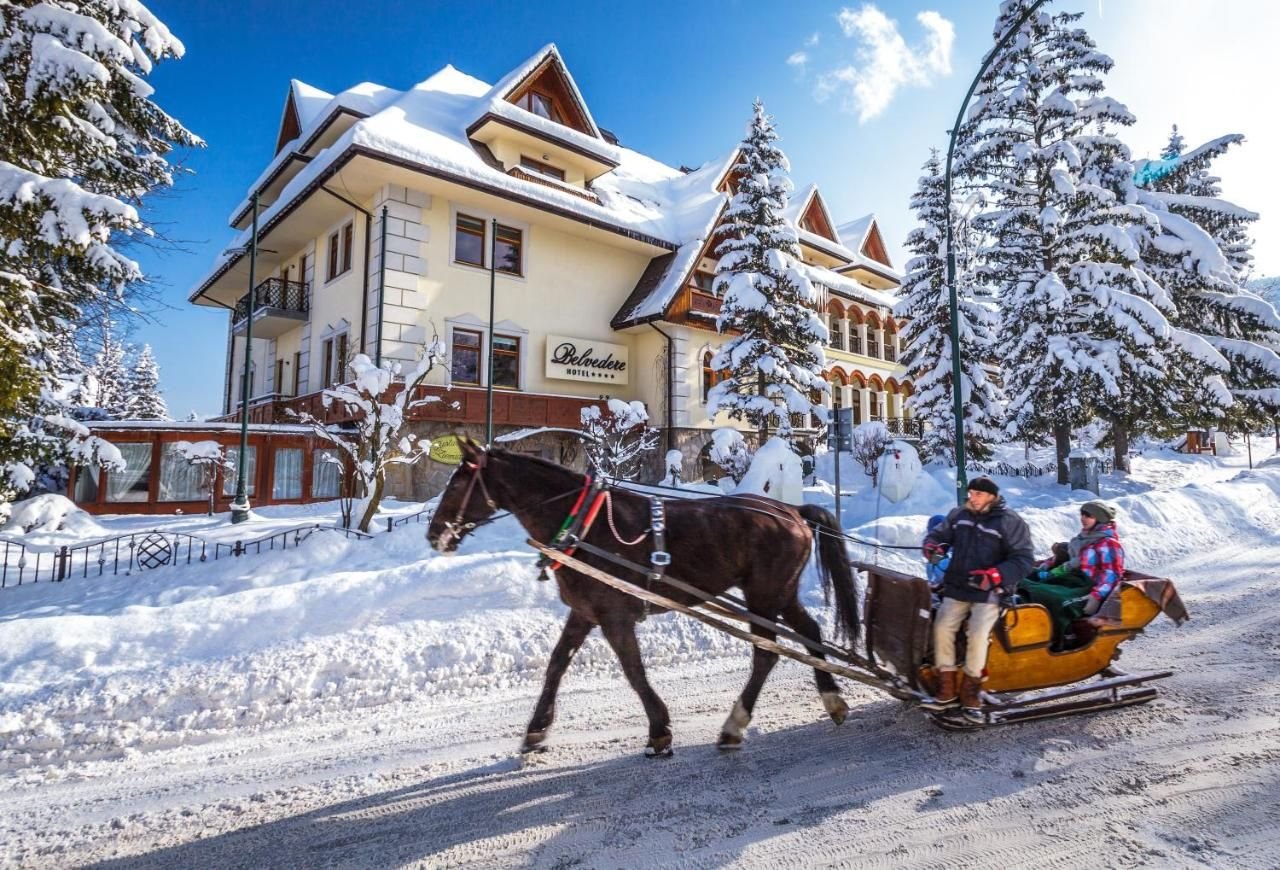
[545,334,629,384]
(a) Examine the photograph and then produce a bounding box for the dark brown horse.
[426,440,860,757]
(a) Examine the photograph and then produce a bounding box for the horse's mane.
[489,447,584,482]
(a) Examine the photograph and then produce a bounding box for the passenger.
[923,477,1035,719]
[923,514,949,593]
[1018,501,1125,646]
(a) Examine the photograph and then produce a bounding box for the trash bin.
[1068,454,1101,495]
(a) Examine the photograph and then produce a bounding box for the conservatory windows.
[312,448,342,498]
[106,443,153,503]
[222,446,257,497]
[272,448,303,500]
[158,442,210,502]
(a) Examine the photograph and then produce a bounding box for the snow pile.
[876,440,922,503]
[735,437,803,504]
[1,494,105,537]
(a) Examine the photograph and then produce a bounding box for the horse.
[426,440,860,758]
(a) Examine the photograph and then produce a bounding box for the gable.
[275,92,301,155]
[505,55,595,138]
[861,221,892,268]
[798,191,838,243]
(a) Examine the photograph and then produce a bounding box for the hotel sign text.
[545,334,629,384]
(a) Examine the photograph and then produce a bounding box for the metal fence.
[0,523,371,590]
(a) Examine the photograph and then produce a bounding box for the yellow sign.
[428,435,464,465]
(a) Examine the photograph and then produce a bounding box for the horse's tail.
[798,504,861,644]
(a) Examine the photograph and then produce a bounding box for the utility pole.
[942,0,1048,505]
[231,190,259,524]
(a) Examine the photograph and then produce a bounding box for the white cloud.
[815,4,954,123]
[787,51,809,68]
[806,32,821,47]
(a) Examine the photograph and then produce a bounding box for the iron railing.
[232,277,308,327]
[0,523,370,589]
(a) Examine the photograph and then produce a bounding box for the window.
[702,351,729,402]
[326,221,353,281]
[292,351,301,395]
[312,448,343,498]
[519,90,560,123]
[492,335,520,388]
[454,214,485,267]
[73,463,99,504]
[222,445,257,497]
[272,447,303,500]
[158,442,210,502]
[451,328,482,385]
[274,359,284,395]
[692,271,716,295]
[106,443,153,503]
[321,333,348,387]
[520,155,565,181]
[495,224,522,275]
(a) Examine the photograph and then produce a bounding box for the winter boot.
[929,669,960,708]
[960,673,984,721]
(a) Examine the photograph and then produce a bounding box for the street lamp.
[942,0,1048,505]
[230,190,259,524]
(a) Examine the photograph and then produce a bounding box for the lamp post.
[485,217,497,444]
[230,191,259,524]
[942,0,1048,505]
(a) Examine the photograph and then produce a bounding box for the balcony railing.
[232,278,309,338]
[689,289,722,317]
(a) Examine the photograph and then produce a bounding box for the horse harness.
[541,474,671,619]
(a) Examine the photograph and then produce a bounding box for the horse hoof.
[717,733,744,751]
[822,691,849,726]
[520,731,548,754]
[645,735,673,758]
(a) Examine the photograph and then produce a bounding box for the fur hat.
[1080,500,1116,523]
[967,476,999,496]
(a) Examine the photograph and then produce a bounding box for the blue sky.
[133,0,1280,417]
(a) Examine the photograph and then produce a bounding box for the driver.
[922,476,1034,719]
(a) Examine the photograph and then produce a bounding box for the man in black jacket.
[923,476,1035,719]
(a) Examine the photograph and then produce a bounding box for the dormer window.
[518,90,561,123]
[520,155,565,182]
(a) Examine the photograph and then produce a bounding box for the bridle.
[435,451,500,551]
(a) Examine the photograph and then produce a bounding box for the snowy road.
[6,534,1280,869]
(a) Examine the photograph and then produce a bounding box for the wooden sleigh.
[862,563,1183,729]
[530,537,1184,731]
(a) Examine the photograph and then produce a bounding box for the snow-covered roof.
[289,79,335,129]
[86,421,318,434]
[195,46,892,326]
[836,214,875,250]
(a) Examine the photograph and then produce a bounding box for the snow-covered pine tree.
[1134,130,1280,434]
[958,1,1179,477]
[126,344,168,420]
[707,100,828,441]
[86,321,131,419]
[0,1,199,503]
[894,149,1002,463]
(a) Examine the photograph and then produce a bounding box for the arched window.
[702,351,728,402]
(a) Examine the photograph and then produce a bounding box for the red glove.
[968,567,1003,592]
[923,541,945,562]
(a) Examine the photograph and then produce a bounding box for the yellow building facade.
[190,45,912,495]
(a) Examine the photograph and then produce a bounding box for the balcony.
[689,289,722,318]
[232,278,309,339]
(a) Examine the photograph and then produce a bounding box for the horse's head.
[427,437,500,554]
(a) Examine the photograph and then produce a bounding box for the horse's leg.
[718,624,779,750]
[522,610,594,753]
[782,599,849,725]
[598,615,673,758]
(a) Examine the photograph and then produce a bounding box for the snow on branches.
[708,100,828,438]
[580,399,659,481]
[291,339,448,532]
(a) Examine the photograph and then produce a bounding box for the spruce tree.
[87,321,130,419]
[127,344,168,420]
[1134,129,1280,433]
[958,1,1178,477]
[0,1,199,500]
[895,150,1002,462]
[708,100,828,440]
